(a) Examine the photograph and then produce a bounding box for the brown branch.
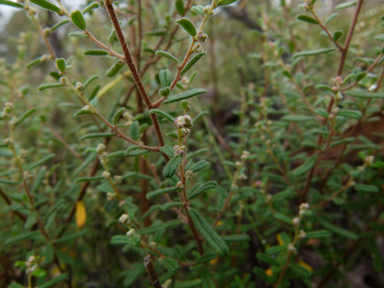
[144,255,162,288]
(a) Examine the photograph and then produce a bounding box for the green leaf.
[175,0,185,15]
[27,57,43,69]
[345,89,384,99]
[333,30,343,42]
[161,202,183,211]
[191,5,204,15]
[281,115,316,122]
[292,155,317,176]
[73,108,93,118]
[314,108,329,119]
[354,184,379,193]
[55,58,66,72]
[130,121,140,141]
[330,137,355,147]
[315,84,336,93]
[273,212,292,225]
[71,10,86,30]
[159,69,172,87]
[256,253,281,266]
[196,252,217,264]
[55,230,88,243]
[221,234,251,242]
[176,18,197,37]
[181,52,207,76]
[80,133,114,140]
[188,160,210,173]
[325,13,338,24]
[8,283,25,288]
[50,20,70,33]
[111,234,140,246]
[154,228,165,242]
[266,245,288,254]
[82,75,99,91]
[200,265,216,288]
[193,111,208,124]
[162,88,207,104]
[317,218,358,240]
[30,0,61,13]
[293,48,336,58]
[68,31,88,38]
[82,2,99,14]
[44,242,54,264]
[217,0,241,7]
[31,167,46,193]
[106,60,125,77]
[160,145,176,158]
[27,154,55,171]
[335,0,357,9]
[297,15,319,25]
[32,268,47,278]
[337,110,362,119]
[305,230,331,238]
[84,49,109,56]
[189,209,229,257]
[161,257,179,272]
[159,87,171,97]
[0,179,19,185]
[74,176,103,183]
[290,263,311,278]
[16,108,37,126]
[39,274,68,288]
[112,107,125,125]
[187,148,209,160]
[163,155,183,178]
[155,50,179,64]
[149,109,175,123]
[146,186,179,199]
[4,231,40,245]
[187,181,217,199]
[24,211,38,229]
[0,0,24,8]
[38,83,65,91]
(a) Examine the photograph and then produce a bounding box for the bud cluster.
[196,31,208,43]
[119,214,131,225]
[102,171,111,179]
[26,255,38,275]
[298,203,310,216]
[174,115,193,129]
[174,145,186,155]
[1,102,14,119]
[96,143,106,154]
[185,170,193,180]
[107,192,115,201]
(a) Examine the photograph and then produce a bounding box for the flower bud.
[119,214,130,224]
[292,217,300,226]
[102,171,111,179]
[76,82,83,91]
[287,243,297,254]
[126,228,135,237]
[96,143,106,154]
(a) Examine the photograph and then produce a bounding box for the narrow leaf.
[113,107,125,125]
[146,186,179,199]
[149,109,175,123]
[162,155,183,178]
[292,155,317,176]
[30,0,61,13]
[188,160,210,173]
[155,50,179,64]
[84,49,109,56]
[317,218,358,240]
[161,202,183,211]
[27,154,55,171]
[176,18,197,36]
[0,0,24,8]
[82,2,99,14]
[305,230,331,238]
[297,15,319,25]
[38,83,65,91]
[130,121,140,141]
[106,60,125,77]
[80,133,114,140]
[160,145,175,158]
[345,89,384,99]
[73,109,93,118]
[181,52,207,76]
[16,108,37,126]
[293,48,336,58]
[82,75,99,91]
[256,253,281,266]
[337,110,362,119]
[162,88,207,104]
[217,0,241,7]
[187,181,217,199]
[71,10,86,30]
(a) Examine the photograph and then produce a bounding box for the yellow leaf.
[210,257,218,265]
[297,259,313,273]
[265,268,273,276]
[276,233,284,246]
[76,201,86,228]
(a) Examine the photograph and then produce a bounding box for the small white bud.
[292,217,300,226]
[102,171,111,179]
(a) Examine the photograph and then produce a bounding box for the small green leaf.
[68,31,88,38]
[31,268,47,278]
[159,87,171,97]
[266,245,288,254]
[317,218,358,240]
[187,181,217,199]
[71,10,86,30]
[162,88,207,104]
[345,89,384,99]
[159,69,172,87]
[163,155,183,178]
[39,274,68,288]
[31,167,46,193]
[333,30,343,42]
[217,0,240,7]
[73,108,93,118]
[27,57,43,69]
[82,75,99,91]
[175,0,185,15]
[330,137,356,147]
[146,186,179,199]
[200,265,215,288]
[189,209,229,257]
[188,160,210,173]
[154,228,166,242]
[83,49,109,56]
[337,110,362,119]
[297,15,319,25]
[256,253,281,266]
[149,109,175,123]
[16,108,37,126]
[176,18,197,37]
[161,257,179,272]
[161,202,183,211]
[0,0,24,8]
[82,2,99,14]
[50,20,70,33]
[335,0,357,9]
[292,155,318,176]
[112,107,125,125]
[155,50,179,64]
[196,252,217,264]
[106,60,125,77]
[27,154,55,171]
[354,184,379,193]
[0,179,19,185]
[160,145,176,158]
[191,5,204,15]
[293,48,336,58]
[80,133,115,140]
[181,52,207,76]
[273,212,292,225]
[38,83,65,91]
[56,58,66,73]
[305,230,331,238]
[74,176,103,183]
[130,121,140,141]
[30,0,61,13]
[24,211,38,229]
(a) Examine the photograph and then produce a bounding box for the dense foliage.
[1,0,384,287]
